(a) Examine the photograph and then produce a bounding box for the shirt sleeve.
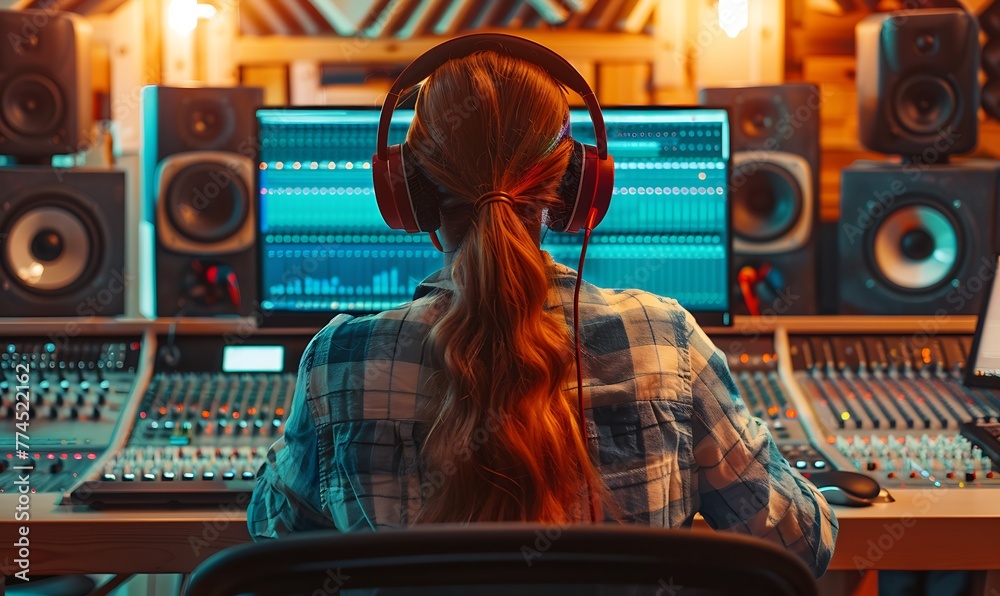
[247,325,339,540]
[686,312,838,577]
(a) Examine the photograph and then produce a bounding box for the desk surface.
[2,488,998,577]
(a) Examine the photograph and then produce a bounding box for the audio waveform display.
[257,108,730,323]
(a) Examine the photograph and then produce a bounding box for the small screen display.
[222,346,285,373]
[970,257,1000,380]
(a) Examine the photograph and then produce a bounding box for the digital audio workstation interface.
[256,107,731,325]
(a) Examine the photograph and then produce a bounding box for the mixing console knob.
[50,460,63,474]
[0,459,8,473]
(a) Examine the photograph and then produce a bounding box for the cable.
[574,207,599,523]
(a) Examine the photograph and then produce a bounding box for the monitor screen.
[968,255,1000,386]
[256,106,731,326]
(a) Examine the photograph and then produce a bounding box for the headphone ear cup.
[372,145,409,230]
[551,142,614,233]
[400,143,443,232]
[550,140,585,233]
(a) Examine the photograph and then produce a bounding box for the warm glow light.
[168,0,217,33]
[718,0,749,39]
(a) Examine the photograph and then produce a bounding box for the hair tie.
[474,191,516,212]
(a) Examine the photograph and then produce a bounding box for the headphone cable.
[574,207,600,523]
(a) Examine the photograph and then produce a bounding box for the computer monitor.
[256,106,731,326]
[966,254,1000,388]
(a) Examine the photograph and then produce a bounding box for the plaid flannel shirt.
[248,253,838,577]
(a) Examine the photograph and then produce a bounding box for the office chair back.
[185,524,818,596]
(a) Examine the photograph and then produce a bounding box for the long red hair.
[407,51,606,523]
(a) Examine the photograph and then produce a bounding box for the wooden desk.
[2,488,998,578]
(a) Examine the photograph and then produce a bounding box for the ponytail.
[407,50,608,524]
[418,194,603,523]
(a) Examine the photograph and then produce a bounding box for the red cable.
[574,207,599,523]
[225,272,241,309]
[737,266,762,317]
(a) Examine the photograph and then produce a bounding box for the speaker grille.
[871,203,960,291]
[732,161,803,243]
[176,96,237,150]
[2,201,98,294]
[894,75,957,136]
[1,73,64,138]
[165,162,250,244]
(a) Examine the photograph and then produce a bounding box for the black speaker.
[983,1,1000,120]
[856,8,980,157]
[0,9,93,160]
[838,160,1000,315]
[0,168,125,317]
[141,85,263,318]
[699,83,821,315]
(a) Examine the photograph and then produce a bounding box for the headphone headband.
[375,33,608,160]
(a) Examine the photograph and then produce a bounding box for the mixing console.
[788,335,1000,488]
[73,335,310,507]
[0,337,141,493]
[716,335,832,472]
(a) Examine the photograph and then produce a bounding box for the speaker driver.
[165,163,249,244]
[732,161,803,243]
[894,75,956,136]
[739,97,784,139]
[177,97,235,150]
[3,205,94,292]
[1,73,64,137]
[872,204,959,290]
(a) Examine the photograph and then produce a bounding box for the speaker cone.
[1,73,64,137]
[895,75,956,136]
[732,161,803,243]
[177,97,235,149]
[166,163,249,244]
[3,204,95,292]
[739,97,784,139]
[872,203,959,290]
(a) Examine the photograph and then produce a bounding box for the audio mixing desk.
[0,317,999,580]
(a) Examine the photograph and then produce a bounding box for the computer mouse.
[805,471,881,507]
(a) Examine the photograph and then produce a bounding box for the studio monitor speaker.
[700,83,821,315]
[983,0,1000,120]
[0,9,93,160]
[838,160,1000,315]
[141,85,263,318]
[857,8,980,157]
[0,168,126,317]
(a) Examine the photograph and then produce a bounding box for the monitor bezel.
[254,104,733,329]
[964,253,1000,389]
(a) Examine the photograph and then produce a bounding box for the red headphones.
[371,33,615,235]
